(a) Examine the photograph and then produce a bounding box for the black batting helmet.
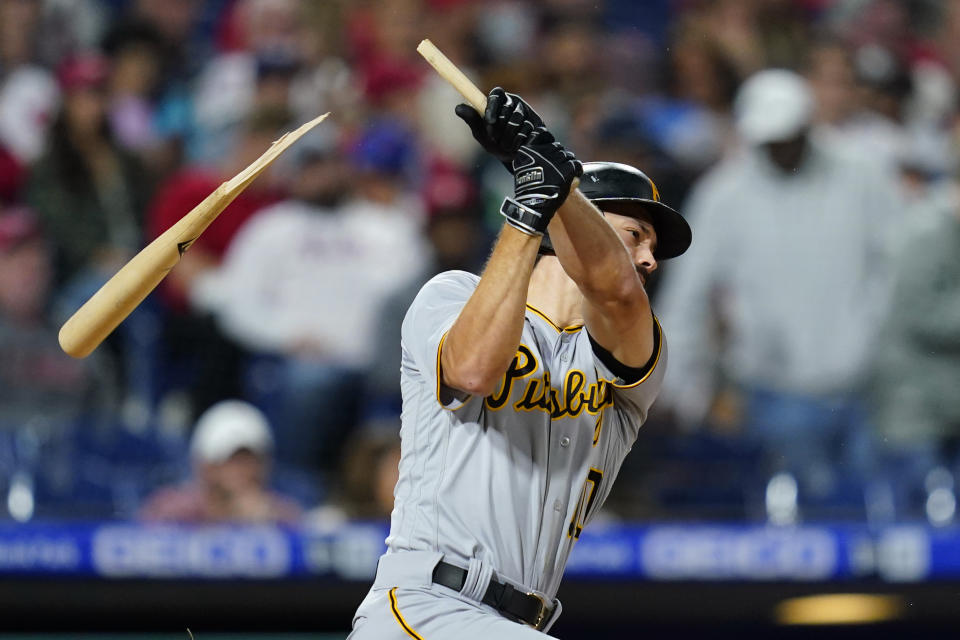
[541,161,691,260]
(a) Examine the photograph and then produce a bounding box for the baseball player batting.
[348,87,691,638]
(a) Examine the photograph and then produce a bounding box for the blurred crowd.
[3,0,960,528]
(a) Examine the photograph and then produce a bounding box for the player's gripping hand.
[499,135,583,237]
[455,87,545,172]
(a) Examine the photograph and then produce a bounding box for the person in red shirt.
[143,107,290,416]
[146,107,289,312]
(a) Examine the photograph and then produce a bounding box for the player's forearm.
[549,192,642,303]
[441,226,541,395]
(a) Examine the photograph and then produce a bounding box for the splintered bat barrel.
[57,113,330,359]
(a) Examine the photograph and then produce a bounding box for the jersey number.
[568,468,603,539]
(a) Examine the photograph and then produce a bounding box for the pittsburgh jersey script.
[385,270,667,601]
[485,344,615,419]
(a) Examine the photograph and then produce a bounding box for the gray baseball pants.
[348,551,561,639]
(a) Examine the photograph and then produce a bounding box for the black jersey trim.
[435,331,448,407]
[589,315,662,388]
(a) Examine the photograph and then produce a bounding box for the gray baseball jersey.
[351,269,666,637]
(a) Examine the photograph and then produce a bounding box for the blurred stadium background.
[2,0,960,637]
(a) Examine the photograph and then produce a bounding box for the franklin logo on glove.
[497,139,582,237]
[516,168,544,186]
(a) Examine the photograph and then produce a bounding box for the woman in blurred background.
[26,52,152,397]
[27,52,150,293]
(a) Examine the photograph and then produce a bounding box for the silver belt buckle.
[525,591,550,630]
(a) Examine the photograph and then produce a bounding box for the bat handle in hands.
[417,39,487,112]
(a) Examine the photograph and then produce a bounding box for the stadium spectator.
[0,206,117,430]
[804,37,957,202]
[305,426,401,530]
[139,399,301,524]
[101,21,167,157]
[0,0,59,165]
[117,0,208,177]
[868,177,960,521]
[928,0,960,84]
[0,144,24,205]
[0,204,124,523]
[287,1,359,133]
[192,118,426,484]
[143,106,289,418]
[656,69,902,517]
[644,21,740,173]
[127,0,206,75]
[26,53,150,291]
[843,44,914,170]
[147,107,289,313]
[190,0,303,164]
[25,53,151,398]
[805,37,861,129]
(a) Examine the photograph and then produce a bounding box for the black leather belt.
[432,560,551,630]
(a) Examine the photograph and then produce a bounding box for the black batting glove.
[455,87,545,172]
[499,137,583,237]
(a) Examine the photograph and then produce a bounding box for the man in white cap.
[139,400,301,524]
[655,69,903,519]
